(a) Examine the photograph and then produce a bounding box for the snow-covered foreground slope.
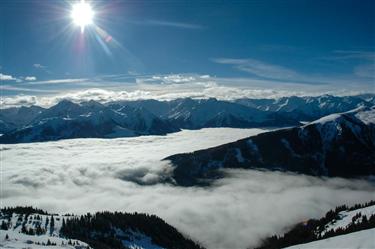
[0,209,201,249]
[284,228,375,249]
[0,230,87,249]
[0,213,89,249]
[2,128,375,249]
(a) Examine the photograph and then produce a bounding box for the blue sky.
[0,0,374,102]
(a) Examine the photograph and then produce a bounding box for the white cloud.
[1,73,374,108]
[27,78,88,85]
[213,58,299,80]
[130,19,205,29]
[33,63,52,74]
[1,128,375,249]
[213,57,375,85]
[33,63,46,69]
[0,95,38,107]
[330,50,375,61]
[0,85,57,94]
[0,73,17,81]
[25,76,37,81]
[0,83,372,109]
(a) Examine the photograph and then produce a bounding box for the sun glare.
[71,0,94,32]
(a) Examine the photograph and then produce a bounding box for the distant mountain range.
[0,94,374,143]
[235,94,375,120]
[166,107,375,186]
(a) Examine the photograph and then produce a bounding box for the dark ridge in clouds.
[2,128,375,249]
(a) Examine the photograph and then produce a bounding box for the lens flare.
[71,0,94,33]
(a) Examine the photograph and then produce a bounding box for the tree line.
[60,211,205,249]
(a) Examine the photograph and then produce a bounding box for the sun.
[71,0,94,32]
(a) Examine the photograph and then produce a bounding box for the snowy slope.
[0,211,179,249]
[321,205,375,236]
[0,209,204,249]
[254,202,375,249]
[0,212,90,249]
[235,95,373,120]
[1,230,86,249]
[284,228,375,249]
[165,98,269,128]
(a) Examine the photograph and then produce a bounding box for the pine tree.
[5,234,9,240]
[21,224,27,234]
[1,220,8,230]
[28,228,35,235]
[35,224,44,235]
[50,215,55,235]
[45,217,49,228]
[17,214,23,222]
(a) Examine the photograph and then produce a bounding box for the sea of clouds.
[2,128,375,249]
[2,73,373,108]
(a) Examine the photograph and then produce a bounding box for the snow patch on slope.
[356,107,375,125]
[284,228,375,249]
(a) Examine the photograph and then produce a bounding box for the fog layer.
[2,128,375,249]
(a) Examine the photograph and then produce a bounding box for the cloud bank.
[2,128,375,249]
[2,73,374,108]
[0,73,17,81]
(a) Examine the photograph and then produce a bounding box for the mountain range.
[1,94,374,143]
[166,106,375,186]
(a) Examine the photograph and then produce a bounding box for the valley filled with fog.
[2,128,375,249]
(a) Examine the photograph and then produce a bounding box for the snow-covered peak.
[301,106,373,149]
[306,106,372,126]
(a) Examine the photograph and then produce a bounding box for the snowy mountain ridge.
[0,100,179,143]
[166,107,375,186]
[0,95,373,143]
